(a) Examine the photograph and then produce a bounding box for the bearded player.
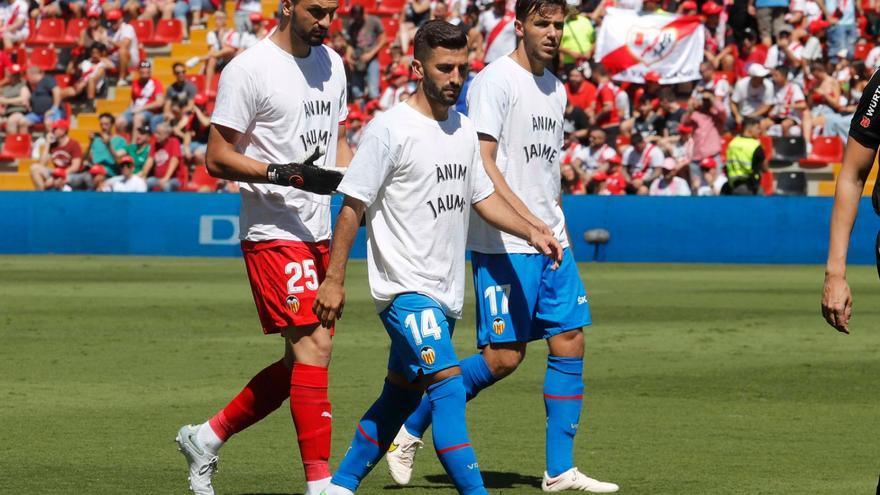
[174,0,352,493]
[384,0,618,492]
[312,20,563,495]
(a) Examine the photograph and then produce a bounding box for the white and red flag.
[594,8,704,84]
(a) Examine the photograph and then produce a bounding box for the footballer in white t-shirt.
[175,1,353,495]
[374,0,620,493]
[313,20,562,495]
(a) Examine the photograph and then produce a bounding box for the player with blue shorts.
[384,0,619,491]
[312,21,563,495]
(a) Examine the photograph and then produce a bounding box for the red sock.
[208,359,290,441]
[290,362,332,481]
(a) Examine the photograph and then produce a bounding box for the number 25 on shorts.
[405,310,443,346]
[285,259,319,294]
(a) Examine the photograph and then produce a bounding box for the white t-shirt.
[466,55,569,254]
[621,143,664,178]
[867,46,880,69]
[1,0,29,36]
[731,77,773,116]
[577,144,617,171]
[649,176,691,196]
[479,10,516,64]
[337,102,494,317]
[378,85,407,110]
[771,82,805,120]
[111,23,140,65]
[207,29,241,51]
[211,38,348,242]
[104,174,147,192]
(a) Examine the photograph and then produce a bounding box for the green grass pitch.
[2,255,880,494]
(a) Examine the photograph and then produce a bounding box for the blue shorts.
[380,293,459,382]
[472,248,591,348]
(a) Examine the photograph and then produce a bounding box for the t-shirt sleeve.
[467,76,508,141]
[849,69,880,149]
[336,121,394,206]
[211,63,259,133]
[752,146,766,170]
[71,141,83,159]
[111,136,127,151]
[471,135,494,203]
[170,138,182,158]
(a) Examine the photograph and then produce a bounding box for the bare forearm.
[472,193,535,241]
[206,125,271,181]
[325,198,365,283]
[826,143,877,276]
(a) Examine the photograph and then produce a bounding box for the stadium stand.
[0,0,871,195]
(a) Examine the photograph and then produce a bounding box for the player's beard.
[422,74,461,107]
[290,17,327,47]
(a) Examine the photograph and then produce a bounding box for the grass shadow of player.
[384,471,542,490]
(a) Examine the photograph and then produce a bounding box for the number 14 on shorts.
[405,310,443,345]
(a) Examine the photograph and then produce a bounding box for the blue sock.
[331,381,423,492]
[403,354,496,438]
[428,375,487,495]
[544,355,584,478]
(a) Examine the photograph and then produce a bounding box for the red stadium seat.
[380,16,399,40]
[64,18,89,45]
[720,133,733,157]
[759,135,774,161]
[0,134,32,161]
[29,18,66,45]
[377,0,405,14]
[54,73,71,88]
[760,171,774,195]
[329,17,343,35]
[146,19,183,46]
[378,47,392,68]
[185,73,206,93]
[854,42,874,60]
[29,47,58,71]
[132,19,155,44]
[187,165,219,191]
[264,18,278,31]
[12,46,26,66]
[207,73,220,98]
[800,135,844,168]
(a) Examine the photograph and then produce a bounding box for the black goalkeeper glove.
[266,147,343,195]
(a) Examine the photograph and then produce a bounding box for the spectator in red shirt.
[604,155,629,195]
[143,122,185,191]
[116,60,166,133]
[565,65,596,111]
[589,63,621,144]
[30,120,85,191]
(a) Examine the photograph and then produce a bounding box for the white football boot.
[176,424,219,495]
[384,426,424,485]
[542,468,619,493]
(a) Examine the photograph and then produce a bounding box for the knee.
[549,330,584,358]
[485,347,525,378]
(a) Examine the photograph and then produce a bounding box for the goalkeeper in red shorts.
[173,0,352,493]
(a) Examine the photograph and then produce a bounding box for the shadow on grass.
[384,470,542,490]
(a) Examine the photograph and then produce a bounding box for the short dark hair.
[743,116,761,129]
[173,62,185,71]
[515,0,565,21]
[413,20,468,63]
[99,112,114,122]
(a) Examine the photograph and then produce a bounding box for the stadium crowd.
[4,0,870,193]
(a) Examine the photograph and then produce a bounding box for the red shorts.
[241,239,332,334]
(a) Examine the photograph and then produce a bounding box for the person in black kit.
[822,69,880,334]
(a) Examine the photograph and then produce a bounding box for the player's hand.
[822,274,852,334]
[266,147,343,194]
[314,278,345,328]
[528,228,563,270]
